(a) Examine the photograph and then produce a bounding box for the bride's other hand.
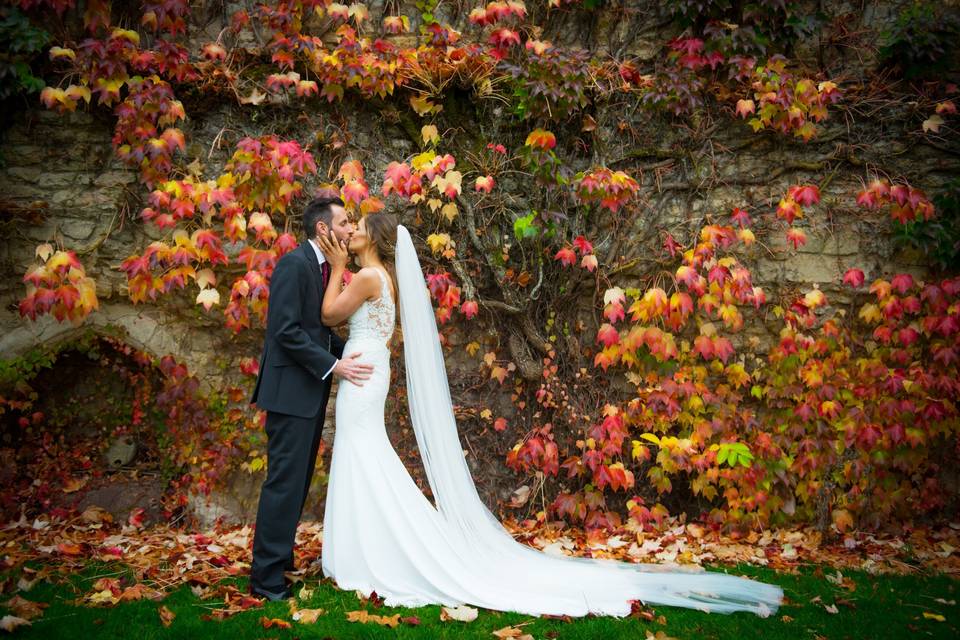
[333,352,374,386]
[318,230,349,269]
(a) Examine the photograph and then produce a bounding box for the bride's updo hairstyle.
[364,211,399,302]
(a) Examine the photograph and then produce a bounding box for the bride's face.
[348,217,371,255]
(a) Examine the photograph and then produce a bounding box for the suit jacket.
[251,242,346,418]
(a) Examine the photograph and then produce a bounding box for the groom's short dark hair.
[302,196,345,238]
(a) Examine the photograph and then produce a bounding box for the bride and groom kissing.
[247,196,784,617]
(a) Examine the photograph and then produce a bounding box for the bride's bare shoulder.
[352,267,383,295]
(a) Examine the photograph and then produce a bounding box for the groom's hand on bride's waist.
[333,352,374,386]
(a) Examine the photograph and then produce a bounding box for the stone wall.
[1,0,958,525]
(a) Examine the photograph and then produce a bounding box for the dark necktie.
[321,260,330,288]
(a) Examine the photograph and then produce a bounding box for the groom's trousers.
[250,402,327,591]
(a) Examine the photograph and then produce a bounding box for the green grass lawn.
[1,562,956,639]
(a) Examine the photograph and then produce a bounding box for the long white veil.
[394,224,783,616]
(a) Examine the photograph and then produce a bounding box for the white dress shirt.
[308,239,338,380]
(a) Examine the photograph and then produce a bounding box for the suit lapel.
[300,241,325,299]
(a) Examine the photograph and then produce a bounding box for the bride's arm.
[318,232,379,325]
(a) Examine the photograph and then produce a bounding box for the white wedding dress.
[320,226,783,617]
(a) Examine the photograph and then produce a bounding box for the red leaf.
[788,184,821,206]
[573,236,594,254]
[730,207,752,227]
[596,323,620,347]
[554,247,576,266]
[460,300,478,319]
[842,268,865,288]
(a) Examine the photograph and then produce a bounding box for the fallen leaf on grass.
[0,615,31,632]
[120,583,163,602]
[260,616,292,629]
[87,589,120,606]
[441,604,478,622]
[16,576,38,592]
[158,605,176,627]
[645,631,679,640]
[493,623,534,639]
[291,607,325,623]
[3,596,47,621]
[345,610,400,627]
[923,612,945,622]
[825,570,857,591]
[401,615,421,626]
[824,603,839,614]
[297,584,314,600]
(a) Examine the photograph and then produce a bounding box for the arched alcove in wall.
[0,325,195,526]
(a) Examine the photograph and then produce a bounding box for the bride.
[315,212,783,617]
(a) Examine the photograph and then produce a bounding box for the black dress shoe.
[250,584,292,601]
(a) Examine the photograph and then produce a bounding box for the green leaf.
[717,446,729,466]
[513,212,538,240]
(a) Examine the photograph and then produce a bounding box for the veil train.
[393,224,784,617]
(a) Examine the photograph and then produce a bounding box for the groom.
[249,196,373,600]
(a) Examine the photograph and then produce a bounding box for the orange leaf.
[260,616,292,629]
[159,605,176,627]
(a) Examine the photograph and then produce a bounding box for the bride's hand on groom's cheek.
[318,231,349,268]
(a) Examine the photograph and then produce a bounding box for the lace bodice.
[347,268,395,343]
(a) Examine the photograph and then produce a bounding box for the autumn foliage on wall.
[7,0,959,533]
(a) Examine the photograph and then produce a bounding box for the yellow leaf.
[426,233,453,255]
[292,608,325,623]
[196,268,216,290]
[440,604,478,623]
[65,85,91,104]
[49,46,75,61]
[441,202,458,222]
[410,95,441,116]
[87,589,119,606]
[831,508,853,533]
[858,303,881,324]
[465,341,480,356]
[196,288,221,310]
[923,612,945,622]
[421,124,440,146]
[111,28,140,45]
[348,2,368,22]
[35,243,54,262]
[922,115,944,134]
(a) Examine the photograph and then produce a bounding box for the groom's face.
[317,205,355,247]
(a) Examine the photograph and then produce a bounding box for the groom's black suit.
[250,241,345,593]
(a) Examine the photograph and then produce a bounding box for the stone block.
[59,218,98,241]
[3,166,43,184]
[93,170,135,188]
[783,254,846,284]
